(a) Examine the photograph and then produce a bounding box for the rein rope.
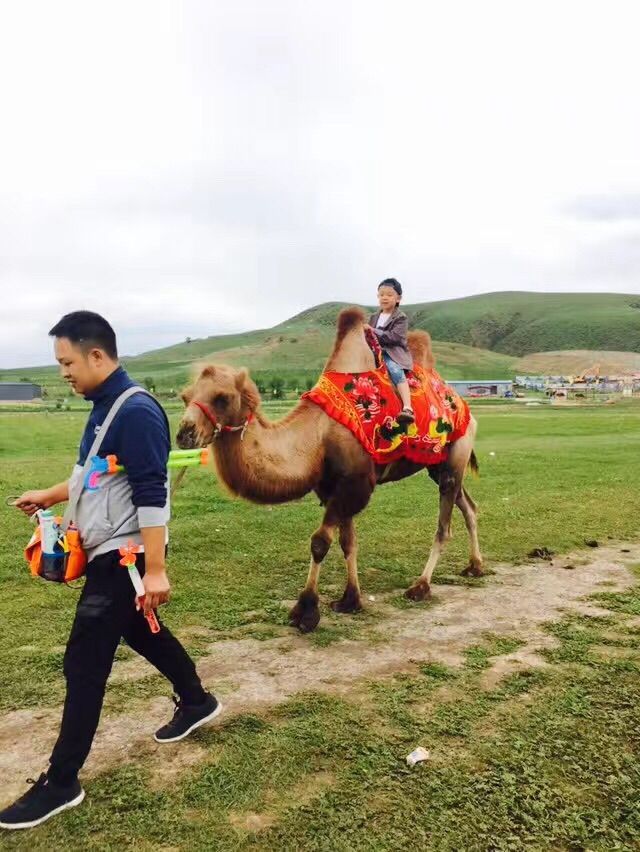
[190,401,254,440]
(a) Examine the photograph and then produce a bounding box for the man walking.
[1,311,221,831]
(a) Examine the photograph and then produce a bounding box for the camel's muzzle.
[176,421,201,450]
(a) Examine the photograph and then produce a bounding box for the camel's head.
[176,364,261,449]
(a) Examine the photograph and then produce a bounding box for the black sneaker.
[0,773,85,831]
[154,692,222,743]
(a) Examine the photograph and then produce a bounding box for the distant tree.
[269,376,285,399]
[185,337,192,344]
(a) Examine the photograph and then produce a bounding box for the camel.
[176,307,482,633]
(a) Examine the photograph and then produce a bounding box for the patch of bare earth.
[479,642,555,691]
[0,543,637,801]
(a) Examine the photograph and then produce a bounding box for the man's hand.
[142,568,171,614]
[13,490,53,516]
[140,526,170,613]
[12,481,69,516]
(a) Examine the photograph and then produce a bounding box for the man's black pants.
[48,550,206,786]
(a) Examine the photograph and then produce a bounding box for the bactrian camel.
[176,307,482,633]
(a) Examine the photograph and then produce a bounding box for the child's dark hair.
[378,278,403,303]
[49,311,118,359]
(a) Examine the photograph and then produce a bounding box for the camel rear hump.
[408,330,434,370]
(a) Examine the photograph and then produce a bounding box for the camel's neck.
[211,402,324,504]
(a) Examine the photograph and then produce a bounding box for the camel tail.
[468,450,479,478]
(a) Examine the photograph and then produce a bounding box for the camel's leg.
[289,507,339,633]
[406,463,459,601]
[457,486,484,577]
[331,518,363,613]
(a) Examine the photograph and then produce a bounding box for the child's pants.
[383,352,407,386]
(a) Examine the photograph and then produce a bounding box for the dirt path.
[1,543,637,799]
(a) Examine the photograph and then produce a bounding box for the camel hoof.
[289,606,302,628]
[330,597,363,614]
[297,611,320,633]
[289,606,320,633]
[461,560,484,578]
[289,591,320,633]
[405,580,432,602]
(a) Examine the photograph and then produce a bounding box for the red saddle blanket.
[303,365,470,466]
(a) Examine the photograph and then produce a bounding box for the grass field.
[0,400,639,849]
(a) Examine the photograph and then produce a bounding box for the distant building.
[515,375,546,391]
[447,380,513,398]
[0,382,42,401]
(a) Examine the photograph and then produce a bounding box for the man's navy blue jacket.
[78,366,170,512]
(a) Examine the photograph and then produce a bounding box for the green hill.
[0,334,517,398]
[401,291,640,356]
[272,292,640,357]
[3,291,639,397]
[141,291,640,362]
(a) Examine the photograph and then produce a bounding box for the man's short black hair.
[49,311,118,359]
[378,278,403,297]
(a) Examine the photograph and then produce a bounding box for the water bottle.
[40,510,58,555]
[39,510,66,581]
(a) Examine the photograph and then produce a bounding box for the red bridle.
[190,400,254,440]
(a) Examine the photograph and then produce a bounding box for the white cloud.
[1,0,640,367]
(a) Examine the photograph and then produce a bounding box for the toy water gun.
[85,448,210,491]
[119,542,160,634]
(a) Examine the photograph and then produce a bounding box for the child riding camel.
[369,278,414,423]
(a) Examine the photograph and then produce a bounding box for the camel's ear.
[180,385,194,406]
[235,368,248,391]
[200,365,217,379]
[235,367,260,410]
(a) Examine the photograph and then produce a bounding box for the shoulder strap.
[62,386,148,529]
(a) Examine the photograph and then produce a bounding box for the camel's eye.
[213,393,229,410]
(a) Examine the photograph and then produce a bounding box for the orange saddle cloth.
[303,365,470,466]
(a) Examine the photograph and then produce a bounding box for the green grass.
[4,587,640,850]
[1,401,639,713]
[1,402,640,849]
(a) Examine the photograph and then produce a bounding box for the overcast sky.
[1,1,639,368]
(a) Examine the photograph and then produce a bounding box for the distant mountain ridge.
[132,291,640,363]
[2,292,639,394]
[283,292,640,355]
